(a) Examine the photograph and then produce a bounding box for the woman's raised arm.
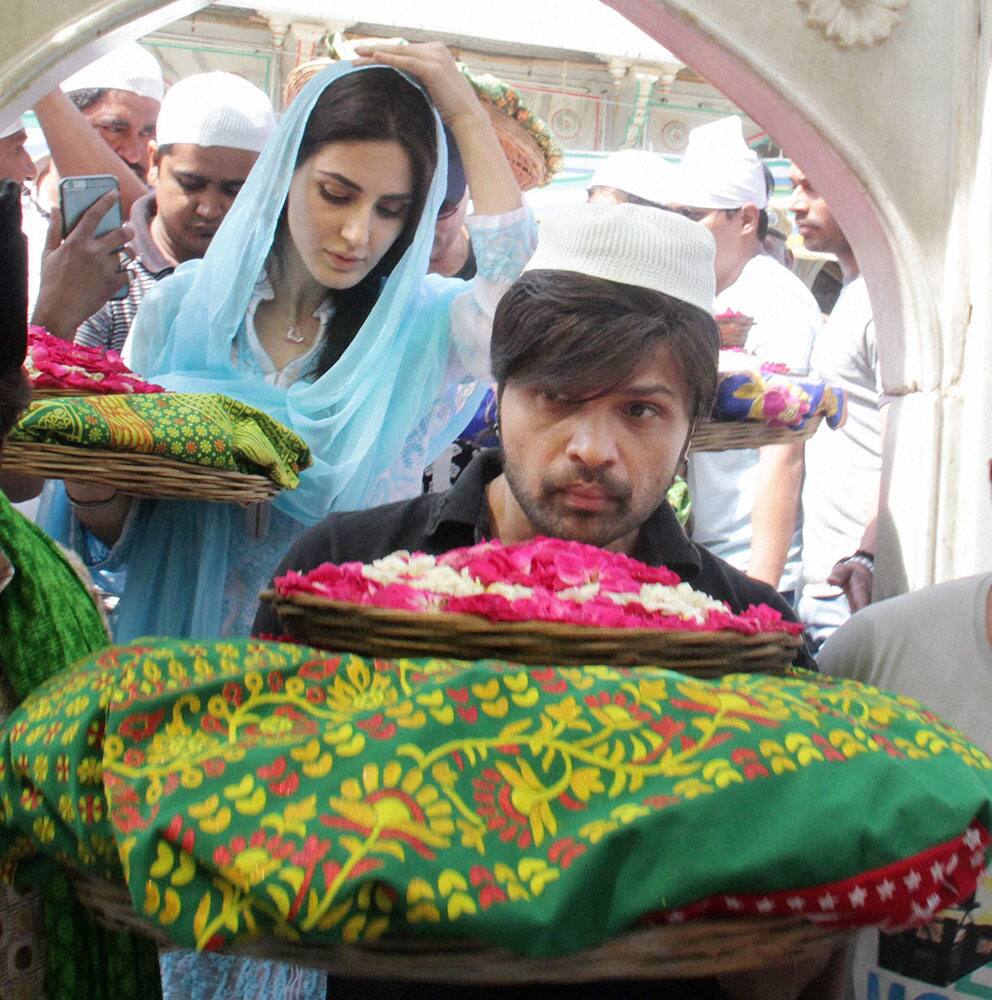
[352,42,523,218]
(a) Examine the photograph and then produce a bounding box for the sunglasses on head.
[437,198,462,220]
[668,206,740,223]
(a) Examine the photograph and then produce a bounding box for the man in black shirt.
[255,448,809,671]
[254,203,831,998]
[254,204,811,670]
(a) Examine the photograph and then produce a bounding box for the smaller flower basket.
[259,594,804,675]
[69,869,847,981]
[689,411,824,453]
[461,69,564,191]
[1,441,281,504]
[715,313,755,349]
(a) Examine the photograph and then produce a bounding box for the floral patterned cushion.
[0,639,989,957]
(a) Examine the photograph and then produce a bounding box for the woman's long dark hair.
[273,68,438,377]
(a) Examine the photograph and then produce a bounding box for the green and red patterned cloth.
[0,638,990,958]
[10,392,311,488]
[0,490,161,1000]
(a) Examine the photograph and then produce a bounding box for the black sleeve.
[250,494,437,637]
[250,517,344,637]
[739,580,816,672]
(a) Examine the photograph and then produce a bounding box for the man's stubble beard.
[500,454,646,549]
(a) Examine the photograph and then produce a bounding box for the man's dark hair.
[491,270,719,423]
[756,208,769,241]
[756,162,774,241]
[67,88,108,112]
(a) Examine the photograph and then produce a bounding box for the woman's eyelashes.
[318,186,350,205]
[376,202,409,220]
[318,187,409,220]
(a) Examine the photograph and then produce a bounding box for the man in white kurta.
[789,164,885,646]
[670,117,822,597]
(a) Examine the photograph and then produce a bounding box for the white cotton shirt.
[688,252,822,592]
[819,573,992,1000]
[799,275,882,591]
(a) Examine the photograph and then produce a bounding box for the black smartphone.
[59,174,128,300]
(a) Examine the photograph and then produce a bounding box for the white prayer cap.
[0,117,26,140]
[525,202,715,313]
[155,73,275,153]
[670,116,768,210]
[588,149,678,207]
[62,42,164,103]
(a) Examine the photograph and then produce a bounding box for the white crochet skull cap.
[62,41,165,103]
[669,115,768,210]
[0,117,26,139]
[588,149,679,207]
[525,202,716,313]
[155,72,275,153]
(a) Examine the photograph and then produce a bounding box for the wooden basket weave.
[484,105,552,192]
[689,412,823,453]
[30,387,94,399]
[262,593,803,675]
[70,871,847,981]
[715,316,755,349]
[2,440,280,504]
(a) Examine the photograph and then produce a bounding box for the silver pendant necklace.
[285,324,306,344]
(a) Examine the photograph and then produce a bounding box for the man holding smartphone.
[24,42,164,314]
[71,71,274,354]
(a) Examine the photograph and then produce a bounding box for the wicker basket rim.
[68,870,848,979]
[3,439,281,498]
[261,591,802,650]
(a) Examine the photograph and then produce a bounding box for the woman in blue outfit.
[62,43,536,644]
[59,45,536,999]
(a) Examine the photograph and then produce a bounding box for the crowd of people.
[0,33,988,1000]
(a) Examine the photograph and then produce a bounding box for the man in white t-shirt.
[789,165,885,646]
[819,573,992,999]
[668,118,822,598]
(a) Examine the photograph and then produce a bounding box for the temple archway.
[4,0,990,591]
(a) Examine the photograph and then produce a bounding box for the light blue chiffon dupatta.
[112,61,484,641]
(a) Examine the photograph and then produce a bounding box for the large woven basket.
[2,440,280,504]
[689,412,823,453]
[70,870,847,981]
[261,593,803,675]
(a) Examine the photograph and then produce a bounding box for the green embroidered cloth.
[10,393,311,489]
[1,639,990,959]
[0,492,161,1000]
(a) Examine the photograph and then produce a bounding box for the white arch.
[4,0,990,591]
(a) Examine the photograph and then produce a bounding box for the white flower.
[797,0,909,48]
[608,583,728,623]
[362,553,484,596]
[487,582,535,601]
[557,581,601,604]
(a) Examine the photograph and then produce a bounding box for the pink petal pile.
[275,537,804,636]
[25,326,165,394]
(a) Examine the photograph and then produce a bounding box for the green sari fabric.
[2,638,990,961]
[0,491,162,1000]
[11,393,311,489]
